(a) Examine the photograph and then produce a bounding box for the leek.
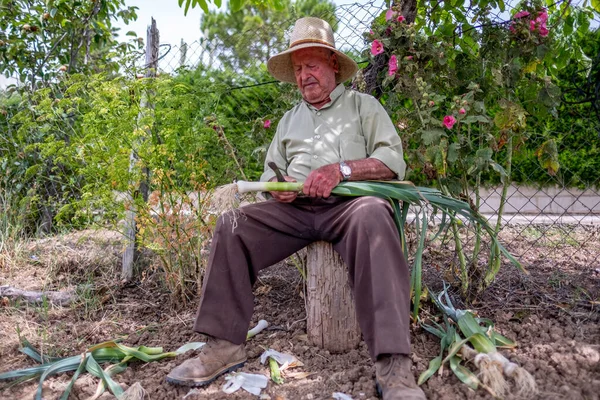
[420,285,537,398]
[1,320,269,399]
[224,179,524,318]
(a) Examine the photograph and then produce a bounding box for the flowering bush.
[362,1,571,293]
[511,8,549,37]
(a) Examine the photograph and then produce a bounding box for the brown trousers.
[193,195,411,359]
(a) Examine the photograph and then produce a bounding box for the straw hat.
[267,17,358,84]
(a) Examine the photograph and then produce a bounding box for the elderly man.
[167,17,426,400]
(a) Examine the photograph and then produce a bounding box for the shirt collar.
[304,83,346,111]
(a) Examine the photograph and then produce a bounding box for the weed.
[136,173,216,303]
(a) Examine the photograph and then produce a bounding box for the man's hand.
[270,176,298,203]
[303,163,342,198]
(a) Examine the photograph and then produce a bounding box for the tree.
[0,0,139,90]
[200,0,337,72]
[177,0,285,15]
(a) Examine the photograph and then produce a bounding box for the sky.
[115,0,206,49]
[1,0,378,88]
[114,0,380,47]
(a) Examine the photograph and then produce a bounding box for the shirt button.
[315,135,321,139]
[316,112,321,116]
[313,155,318,159]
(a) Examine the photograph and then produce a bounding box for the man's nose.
[300,67,312,82]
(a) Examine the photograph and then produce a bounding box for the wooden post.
[122,19,159,282]
[306,241,361,353]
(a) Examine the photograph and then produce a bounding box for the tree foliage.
[200,0,336,71]
[177,0,286,15]
[0,0,139,89]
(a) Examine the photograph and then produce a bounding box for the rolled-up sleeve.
[361,97,406,180]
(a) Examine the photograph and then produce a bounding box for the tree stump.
[306,241,361,353]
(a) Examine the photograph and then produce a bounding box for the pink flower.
[385,9,396,21]
[371,40,384,56]
[459,108,466,115]
[443,115,457,129]
[397,15,405,23]
[369,30,374,35]
[536,10,548,23]
[263,120,271,129]
[405,55,413,60]
[536,10,549,36]
[428,101,435,107]
[530,20,536,32]
[514,10,530,19]
[388,55,398,76]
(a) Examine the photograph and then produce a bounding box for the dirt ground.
[0,226,599,400]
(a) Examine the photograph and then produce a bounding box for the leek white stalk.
[237,180,303,194]
[247,319,269,339]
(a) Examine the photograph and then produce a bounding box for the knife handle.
[268,161,286,182]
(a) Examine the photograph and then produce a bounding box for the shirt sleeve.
[360,96,407,180]
[260,115,289,182]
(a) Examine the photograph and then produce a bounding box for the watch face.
[341,165,351,176]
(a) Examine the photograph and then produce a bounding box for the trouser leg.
[318,196,411,360]
[193,199,313,344]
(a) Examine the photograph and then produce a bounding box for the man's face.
[291,48,339,106]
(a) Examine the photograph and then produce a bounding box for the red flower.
[397,15,405,23]
[371,40,384,56]
[388,55,398,76]
[443,115,457,129]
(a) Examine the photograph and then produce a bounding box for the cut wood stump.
[306,241,361,353]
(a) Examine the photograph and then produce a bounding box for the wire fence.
[1,0,599,277]
[137,1,600,269]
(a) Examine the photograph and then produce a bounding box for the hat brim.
[267,43,358,84]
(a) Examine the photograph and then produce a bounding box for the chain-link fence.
[1,0,599,275]
[145,0,600,270]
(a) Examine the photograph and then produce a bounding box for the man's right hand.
[270,176,298,203]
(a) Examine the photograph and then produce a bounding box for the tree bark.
[122,18,159,282]
[359,0,418,97]
[0,285,76,306]
[306,241,361,353]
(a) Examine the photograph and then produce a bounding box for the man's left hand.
[303,163,342,198]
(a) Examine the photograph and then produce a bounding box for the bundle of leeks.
[419,285,537,398]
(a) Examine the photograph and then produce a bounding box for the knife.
[268,161,286,182]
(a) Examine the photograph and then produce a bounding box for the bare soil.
[0,226,599,400]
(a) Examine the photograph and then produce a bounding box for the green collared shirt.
[260,84,406,182]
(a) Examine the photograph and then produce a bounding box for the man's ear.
[330,53,339,74]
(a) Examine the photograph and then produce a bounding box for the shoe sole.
[166,359,247,387]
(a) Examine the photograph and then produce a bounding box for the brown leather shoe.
[376,354,427,400]
[166,337,247,387]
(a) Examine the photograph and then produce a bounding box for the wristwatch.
[339,161,352,181]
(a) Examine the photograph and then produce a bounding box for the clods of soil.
[1,227,599,399]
